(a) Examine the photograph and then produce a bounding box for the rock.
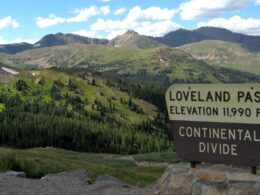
[6,171,26,178]
[96,174,125,185]
[166,163,190,174]
[156,174,193,195]
[156,163,260,195]
[204,187,226,195]
[237,188,260,195]
[196,169,226,184]
[226,172,259,184]
[41,169,91,184]
[193,183,202,195]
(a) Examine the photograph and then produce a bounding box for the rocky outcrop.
[156,163,260,195]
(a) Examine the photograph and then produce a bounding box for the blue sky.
[0,0,260,44]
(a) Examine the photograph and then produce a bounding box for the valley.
[0,27,260,188]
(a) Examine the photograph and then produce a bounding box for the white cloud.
[134,21,181,37]
[35,14,66,28]
[67,6,100,23]
[0,37,38,44]
[91,6,180,39]
[125,6,177,23]
[106,30,126,40]
[100,6,111,15]
[0,37,7,44]
[197,15,260,35]
[101,0,110,2]
[35,6,111,28]
[179,0,247,20]
[11,38,38,44]
[0,16,19,30]
[114,7,127,15]
[72,30,98,38]
[255,0,260,4]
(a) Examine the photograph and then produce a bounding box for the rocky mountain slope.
[109,30,163,49]
[154,27,260,52]
[180,40,260,74]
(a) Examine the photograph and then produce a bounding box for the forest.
[0,70,173,154]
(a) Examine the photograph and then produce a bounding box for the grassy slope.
[2,44,260,85]
[2,68,157,124]
[180,40,260,75]
[0,147,166,186]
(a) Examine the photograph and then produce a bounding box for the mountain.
[154,27,260,52]
[1,44,260,85]
[109,30,163,49]
[0,68,172,154]
[0,42,33,54]
[35,33,109,48]
[180,40,260,75]
[0,33,109,54]
[1,27,260,54]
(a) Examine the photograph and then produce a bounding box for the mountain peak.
[109,30,163,49]
[35,33,109,48]
[125,30,139,35]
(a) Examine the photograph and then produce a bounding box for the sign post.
[165,84,260,171]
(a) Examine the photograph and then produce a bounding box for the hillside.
[0,68,172,153]
[154,27,260,52]
[109,30,163,49]
[180,40,260,75]
[1,44,260,86]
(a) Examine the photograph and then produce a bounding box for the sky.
[0,0,260,44]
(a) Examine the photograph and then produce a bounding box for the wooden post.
[191,161,196,168]
[251,166,257,175]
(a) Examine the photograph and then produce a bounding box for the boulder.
[6,171,26,178]
[96,174,125,185]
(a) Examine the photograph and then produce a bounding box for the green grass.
[0,147,165,186]
[0,103,5,112]
[1,68,157,125]
[1,44,260,84]
[133,151,182,164]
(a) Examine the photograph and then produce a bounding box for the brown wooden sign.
[166,84,260,166]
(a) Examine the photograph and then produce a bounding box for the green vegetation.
[133,151,182,163]
[0,69,172,154]
[180,40,260,75]
[0,147,165,186]
[2,44,260,86]
[0,103,4,112]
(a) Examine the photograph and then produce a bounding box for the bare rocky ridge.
[1,164,260,195]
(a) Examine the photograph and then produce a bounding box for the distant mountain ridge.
[36,33,109,48]
[0,33,109,54]
[1,27,260,54]
[154,27,260,52]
